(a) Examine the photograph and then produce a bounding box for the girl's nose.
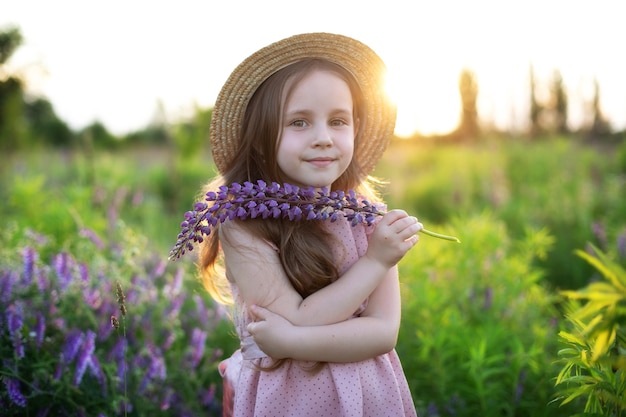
[312,126,333,147]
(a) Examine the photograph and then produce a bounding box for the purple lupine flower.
[151,259,167,280]
[78,263,89,285]
[53,252,73,292]
[0,270,17,305]
[3,376,27,407]
[139,346,167,392]
[193,294,211,326]
[164,295,184,321]
[169,181,385,260]
[79,227,104,250]
[200,384,216,407]
[86,352,106,392]
[188,328,208,369]
[61,330,85,365]
[34,311,45,349]
[7,302,25,359]
[36,267,49,293]
[22,246,36,287]
[83,286,102,309]
[74,330,96,386]
[162,330,176,350]
[170,180,458,260]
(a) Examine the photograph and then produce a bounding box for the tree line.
[0,26,623,152]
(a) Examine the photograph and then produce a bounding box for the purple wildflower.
[86,353,106,392]
[22,246,36,286]
[3,376,27,407]
[188,328,208,368]
[79,227,104,249]
[169,181,385,260]
[53,252,73,292]
[193,294,211,325]
[165,295,184,321]
[78,263,89,284]
[34,311,45,349]
[151,259,167,279]
[170,180,458,260]
[7,302,25,359]
[61,330,85,365]
[36,267,49,293]
[0,270,17,305]
[74,330,96,386]
[139,346,166,392]
[200,384,216,407]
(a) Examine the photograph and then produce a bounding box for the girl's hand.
[247,305,294,359]
[366,209,423,269]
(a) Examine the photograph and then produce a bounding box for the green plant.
[555,244,626,415]
[397,212,577,416]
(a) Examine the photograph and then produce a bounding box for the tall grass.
[375,137,626,290]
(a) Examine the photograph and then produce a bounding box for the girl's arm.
[247,264,402,362]
[220,209,420,327]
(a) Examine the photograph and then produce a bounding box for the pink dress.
[218,216,417,417]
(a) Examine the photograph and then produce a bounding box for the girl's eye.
[330,119,347,127]
[291,119,308,128]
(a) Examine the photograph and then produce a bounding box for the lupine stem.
[420,228,461,243]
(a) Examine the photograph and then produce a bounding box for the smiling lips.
[306,157,335,167]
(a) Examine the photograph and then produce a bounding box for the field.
[1,136,625,416]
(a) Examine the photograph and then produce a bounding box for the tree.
[455,68,480,140]
[548,69,568,135]
[528,64,543,138]
[587,77,611,138]
[0,26,27,151]
[25,97,73,147]
[0,26,22,66]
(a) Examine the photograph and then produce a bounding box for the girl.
[200,33,420,417]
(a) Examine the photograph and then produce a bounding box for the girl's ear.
[354,117,360,137]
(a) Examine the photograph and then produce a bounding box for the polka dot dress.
[219,214,418,417]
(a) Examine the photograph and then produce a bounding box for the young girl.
[199,32,420,417]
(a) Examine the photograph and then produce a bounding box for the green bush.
[397,213,580,416]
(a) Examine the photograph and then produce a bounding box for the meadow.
[1,136,625,416]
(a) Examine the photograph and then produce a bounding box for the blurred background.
[1,1,625,416]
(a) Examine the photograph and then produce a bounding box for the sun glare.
[385,68,461,138]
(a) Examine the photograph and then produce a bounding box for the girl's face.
[277,70,357,189]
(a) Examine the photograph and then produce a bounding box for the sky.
[1,0,625,137]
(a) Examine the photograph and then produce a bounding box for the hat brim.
[210,32,396,176]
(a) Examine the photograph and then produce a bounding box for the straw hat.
[210,32,396,176]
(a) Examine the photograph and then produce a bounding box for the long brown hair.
[199,58,381,305]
